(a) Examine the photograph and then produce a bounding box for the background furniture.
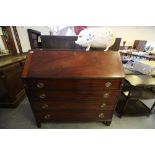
[27,29,42,49]
[133,40,147,51]
[0,26,18,56]
[116,75,155,117]
[41,35,85,50]
[22,50,124,127]
[0,55,26,108]
[41,35,121,51]
[120,50,155,61]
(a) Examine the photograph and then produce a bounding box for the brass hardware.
[37,83,44,88]
[44,114,51,119]
[39,93,46,99]
[98,113,104,119]
[103,93,109,98]
[42,104,48,109]
[105,82,112,88]
[100,103,106,108]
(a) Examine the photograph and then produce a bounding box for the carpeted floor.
[0,97,155,129]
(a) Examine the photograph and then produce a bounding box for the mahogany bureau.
[22,50,125,128]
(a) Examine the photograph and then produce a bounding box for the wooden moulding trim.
[21,52,33,78]
[12,26,23,54]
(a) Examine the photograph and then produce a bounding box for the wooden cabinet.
[0,55,26,108]
[22,50,125,128]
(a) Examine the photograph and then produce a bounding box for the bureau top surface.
[22,50,125,79]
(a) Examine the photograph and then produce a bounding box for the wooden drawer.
[31,99,117,111]
[35,110,113,122]
[26,79,122,91]
[29,90,120,102]
[0,63,22,76]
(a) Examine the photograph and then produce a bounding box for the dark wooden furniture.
[22,50,125,128]
[116,75,155,117]
[41,35,121,51]
[0,55,26,108]
[109,38,122,51]
[41,35,85,50]
[133,40,147,51]
[27,29,42,49]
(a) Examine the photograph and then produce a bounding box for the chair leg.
[150,102,155,113]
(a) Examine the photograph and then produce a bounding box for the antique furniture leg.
[119,86,133,117]
[36,120,41,128]
[150,101,155,113]
[103,121,112,126]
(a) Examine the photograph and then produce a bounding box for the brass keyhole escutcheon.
[100,103,106,109]
[98,113,104,119]
[37,83,44,88]
[44,114,51,119]
[39,93,47,99]
[103,93,109,98]
[105,82,112,88]
[42,104,48,109]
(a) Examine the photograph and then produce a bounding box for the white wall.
[16,26,50,52]
[109,26,155,47]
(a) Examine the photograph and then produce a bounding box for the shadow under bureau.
[22,50,125,128]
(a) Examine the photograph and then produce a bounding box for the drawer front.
[35,110,113,122]
[31,99,117,111]
[26,79,122,90]
[29,90,120,102]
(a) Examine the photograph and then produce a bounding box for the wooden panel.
[0,63,23,100]
[26,79,122,90]
[35,110,113,122]
[22,51,125,79]
[31,99,117,111]
[21,52,33,78]
[41,35,85,50]
[0,60,26,107]
[28,90,120,102]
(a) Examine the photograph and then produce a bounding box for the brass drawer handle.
[44,114,51,119]
[105,82,112,88]
[98,113,104,119]
[103,93,109,98]
[36,83,44,88]
[42,104,48,109]
[100,103,106,108]
[39,93,47,99]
